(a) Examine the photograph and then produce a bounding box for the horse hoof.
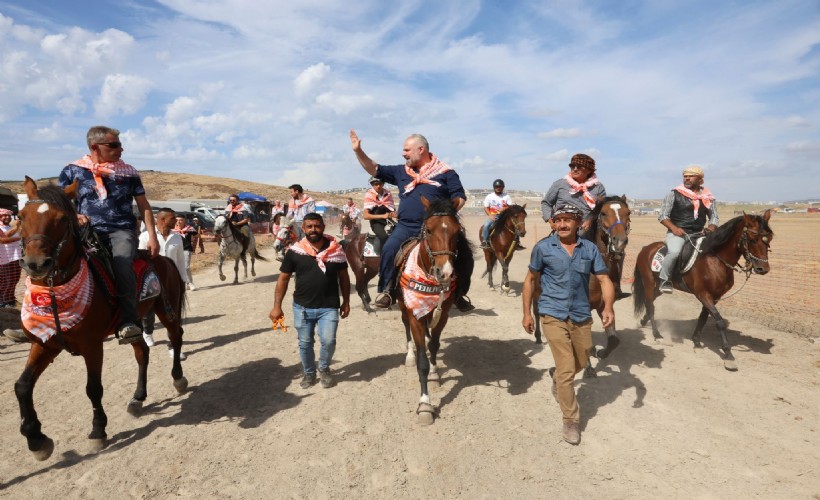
[126,398,143,417]
[251,271,257,277]
[174,376,189,394]
[598,336,620,359]
[32,437,54,461]
[583,365,597,379]
[723,359,738,371]
[416,403,436,426]
[219,275,226,281]
[88,438,106,453]
[501,285,511,294]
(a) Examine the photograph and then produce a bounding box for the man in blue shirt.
[521,204,615,445]
[349,130,474,311]
[59,126,159,344]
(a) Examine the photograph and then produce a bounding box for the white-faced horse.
[214,215,266,283]
[272,216,297,261]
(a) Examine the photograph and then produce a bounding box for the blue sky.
[1,0,818,202]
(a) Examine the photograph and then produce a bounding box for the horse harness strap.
[46,277,80,356]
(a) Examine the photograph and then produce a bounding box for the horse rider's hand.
[581,219,592,231]
[672,226,686,237]
[340,301,350,319]
[522,314,535,335]
[349,129,361,150]
[77,214,89,226]
[705,224,718,233]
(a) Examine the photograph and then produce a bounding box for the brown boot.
[562,421,580,445]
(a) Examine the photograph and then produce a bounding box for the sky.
[0,1,818,202]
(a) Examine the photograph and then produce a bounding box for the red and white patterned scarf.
[400,244,456,319]
[288,234,347,273]
[288,194,314,211]
[674,184,714,219]
[21,258,94,342]
[563,173,599,210]
[364,188,395,211]
[73,155,140,200]
[403,154,452,194]
[173,224,195,236]
[226,202,249,214]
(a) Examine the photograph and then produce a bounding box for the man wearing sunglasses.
[541,153,608,237]
[58,126,159,345]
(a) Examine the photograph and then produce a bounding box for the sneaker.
[373,292,391,309]
[562,421,581,445]
[300,373,317,389]
[659,281,673,294]
[169,349,186,360]
[454,295,475,312]
[318,368,334,388]
[515,243,526,251]
[188,283,197,291]
[548,367,558,402]
[143,333,155,347]
[118,323,143,345]
[479,241,490,250]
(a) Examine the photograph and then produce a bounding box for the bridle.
[421,212,459,271]
[20,199,80,284]
[597,202,630,257]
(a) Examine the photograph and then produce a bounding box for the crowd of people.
[3,124,722,446]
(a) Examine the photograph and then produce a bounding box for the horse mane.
[36,184,80,233]
[423,198,458,220]
[700,214,773,254]
[589,196,627,235]
[494,204,526,229]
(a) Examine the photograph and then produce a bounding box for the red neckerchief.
[72,155,140,200]
[364,188,395,211]
[563,173,599,209]
[674,184,714,218]
[288,234,346,273]
[403,154,451,193]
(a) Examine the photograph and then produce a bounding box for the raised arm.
[349,129,378,176]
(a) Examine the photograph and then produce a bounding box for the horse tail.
[633,264,646,318]
[253,248,268,261]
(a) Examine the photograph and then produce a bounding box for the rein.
[418,211,460,329]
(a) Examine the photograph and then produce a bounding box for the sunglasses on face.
[569,165,588,171]
[96,142,122,149]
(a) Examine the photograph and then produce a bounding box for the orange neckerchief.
[400,243,455,319]
[288,234,346,273]
[674,184,714,219]
[364,188,395,211]
[563,173,599,210]
[403,154,451,193]
[288,194,314,211]
[72,155,140,200]
[21,258,94,342]
[226,202,248,214]
[172,224,195,235]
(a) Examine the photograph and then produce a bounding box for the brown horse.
[339,213,381,312]
[633,211,773,371]
[14,177,187,461]
[397,197,461,425]
[532,196,631,375]
[479,204,527,293]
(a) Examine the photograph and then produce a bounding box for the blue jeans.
[482,219,493,243]
[293,304,338,375]
[377,222,420,293]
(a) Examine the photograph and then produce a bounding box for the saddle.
[86,250,162,306]
[650,235,705,278]
[394,237,421,270]
[362,233,382,257]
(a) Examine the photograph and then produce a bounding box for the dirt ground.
[0,215,817,499]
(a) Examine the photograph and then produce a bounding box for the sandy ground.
[0,215,818,499]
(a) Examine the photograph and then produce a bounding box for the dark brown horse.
[479,204,527,293]
[532,196,631,375]
[633,211,773,371]
[339,213,380,312]
[397,197,461,425]
[15,177,187,461]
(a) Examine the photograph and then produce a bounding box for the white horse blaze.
[37,204,49,214]
[609,203,622,222]
[441,260,454,278]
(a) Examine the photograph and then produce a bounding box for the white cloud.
[294,63,331,97]
[544,149,569,162]
[95,74,153,117]
[314,92,376,115]
[538,128,583,139]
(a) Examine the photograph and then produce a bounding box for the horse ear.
[421,196,430,208]
[23,176,38,199]
[762,209,772,222]
[620,194,627,203]
[63,180,79,200]
[521,203,527,210]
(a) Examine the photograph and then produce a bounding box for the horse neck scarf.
[73,155,140,200]
[403,154,451,194]
[400,243,456,319]
[226,202,248,214]
[21,258,93,343]
[674,184,714,218]
[563,173,599,210]
[364,188,395,211]
[289,234,346,273]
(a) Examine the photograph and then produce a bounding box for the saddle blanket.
[399,244,455,319]
[650,236,705,274]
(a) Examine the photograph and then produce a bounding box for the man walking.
[269,213,350,389]
[286,184,316,240]
[522,204,615,445]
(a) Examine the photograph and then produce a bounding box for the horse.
[272,216,297,261]
[396,197,462,425]
[214,214,266,284]
[14,177,187,461]
[479,204,527,293]
[338,213,381,312]
[532,196,631,376]
[633,211,773,371]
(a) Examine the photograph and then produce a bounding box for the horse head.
[273,217,296,252]
[213,215,229,237]
[740,210,774,275]
[504,204,528,239]
[420,196,460,286]
[596,195,630,258]
[18,176,81,282]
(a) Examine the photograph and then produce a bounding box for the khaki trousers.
[540,315,593,423]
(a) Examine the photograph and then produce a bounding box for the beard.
[306,231,323,243]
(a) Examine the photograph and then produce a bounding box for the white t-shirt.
[138,230,188,283]
[0,223,21,266]
[483,192,513,217]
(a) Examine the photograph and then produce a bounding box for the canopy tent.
[0,186,18,213]
[235,192,268,202]
[315,200,336,208]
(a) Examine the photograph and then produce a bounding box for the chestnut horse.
[15,177,187,461]
[633,211,773,371]
[339,213,381,312]
[479,204,527,293]
[532,196,631,375]
[397,197,461,425]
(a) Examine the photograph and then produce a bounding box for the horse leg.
[14,344,59,460]
[250,245,257,277]
[81,343,109,451]
[427,308,451,388]
[157,300,188,393]
[403,311,415,366]
[500,258,511,293]
[408,317,435,425]
[483,251,494,289]
[217,251,226,281]
[356,278,373,313]
[702,302,736,371]
[126,337,150,417]
[233,256,240,284]
[691,306,710,349]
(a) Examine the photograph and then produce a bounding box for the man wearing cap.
[657,166,718,293]
[541,153,607,238]
[480,179,513,250]
[349,129,475,312]
[522,203,615,445]
[362,176,396,251]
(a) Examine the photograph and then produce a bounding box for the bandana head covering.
[569,153,596,172]
[551,204,583,220]
[0,208,13,216]
[682,166,705,177]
